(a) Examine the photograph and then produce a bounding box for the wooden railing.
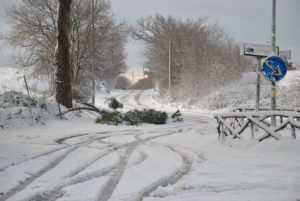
[232,107,300,113]
[214,111,300,141]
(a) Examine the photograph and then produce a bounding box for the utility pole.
[168,40,171,96]
[91,0,95,105]
[271,0,276,125]
[272,0,276,53]
[142,66,145,90]
[132,71,135,84]
[256,58,262,111]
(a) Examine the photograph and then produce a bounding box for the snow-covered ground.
[0,67,300,201]
[1,110,299,201]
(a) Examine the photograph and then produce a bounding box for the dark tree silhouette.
[55,0,73,108]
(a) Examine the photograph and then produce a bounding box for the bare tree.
[5,0,127,98]
[133,15,252,100]
[55,0,72,108]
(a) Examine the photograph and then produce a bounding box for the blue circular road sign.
[262,56,288,82]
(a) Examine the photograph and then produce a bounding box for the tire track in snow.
[97,128,189,201]
[34,133,145,201]
[1,130,142,201]
[119,92,133,108]
[98,146,136,201]
[0,146,77,201]
[136,145,193,201]
[163,146,193,185]
[0,146,68,172]
[133,91,145,109]
[55,131,111,145]
[57,134,128,179]
[1,124,198,201]
[61,130,150,180]
[0,132,111,201]
[65,148,111,178]
[27,152,120,201]
[118,91,144,110]
[77,130,174,201]
[130,150,148,167]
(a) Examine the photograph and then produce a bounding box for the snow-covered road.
[0,120,204,201]
[1,90,300,201]
[111,89,213,123]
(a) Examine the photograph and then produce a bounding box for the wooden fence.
[232,107,300,113]
[215,110,300,141]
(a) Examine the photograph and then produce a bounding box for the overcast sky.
[0,0,299,77]
[109,0,300,77]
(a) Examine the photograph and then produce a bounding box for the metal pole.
[271,0,276,126]
[168,40,171,96]
[132,71,134,84]
[256,57,261,111]
[143,66,145,89]
[91,0,95,105]
[272,0,276,52]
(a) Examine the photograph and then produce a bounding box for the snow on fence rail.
[214,110,300,142]
[232,107,300,113]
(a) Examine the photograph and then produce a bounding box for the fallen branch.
[82,103,103,114]
[56,103,103,117]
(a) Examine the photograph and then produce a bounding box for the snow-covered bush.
[0,91,49,129]
[123,110,142,125]
[137,109,168,125]
[95,109,168,126]
[171,110,183,122]
[95,111,123,125]
[0,90,45,108]
[107,97,123,111]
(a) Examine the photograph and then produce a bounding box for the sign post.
[241,42,290,113]
[262,55,288,125]
[238,0,291,131]
[255,58,262,111]
[241,42,277,111]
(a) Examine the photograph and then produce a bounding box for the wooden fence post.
[220,122,225,142]
[291,125,296,139]
[57,103,62,120]
[251,123,254,139]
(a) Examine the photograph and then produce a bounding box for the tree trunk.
[55,0,73,108]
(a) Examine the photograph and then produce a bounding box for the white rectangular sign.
[242,72,271,85]
[279,50,291,60]
[241,42,278,57]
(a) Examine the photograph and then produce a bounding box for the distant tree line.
[5,0,127,100]
[133,15,252,100]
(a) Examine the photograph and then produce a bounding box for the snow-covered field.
[0,67,300,201]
